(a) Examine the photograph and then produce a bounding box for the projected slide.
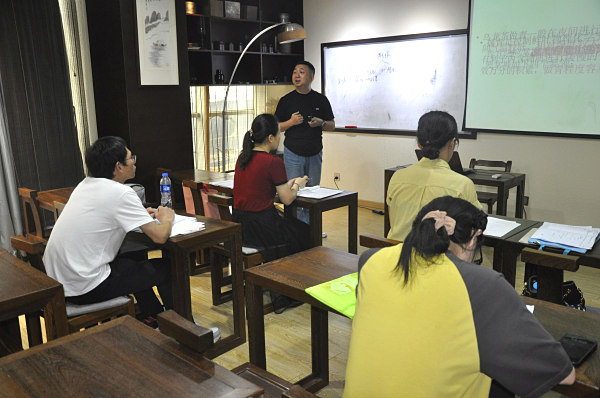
[465,0,600,136]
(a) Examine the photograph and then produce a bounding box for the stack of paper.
[529,222,600,253]
[170,214,205,237]
[305,273,358,319]
[483,217,521,237]
[208,180,234,189]
[297,185,342,199]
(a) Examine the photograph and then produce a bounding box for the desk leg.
[309,208,323,248]
[348,198,358,254]
[537,267,563,304]
[496,186,509,216]
[296,306,329,392]
[247,280,266,369]
[228,230,245,341]
[44,287,68,340]
[170,247,193,320]
[0,318,23,354]
[515,177,525,218]
[494,242,518,287]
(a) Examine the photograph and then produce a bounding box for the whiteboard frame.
[321,30,475,138]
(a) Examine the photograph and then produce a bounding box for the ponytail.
[398,217,450,284]
[397,196,488,284]
[237,130,255,170]
[236,113,280,170]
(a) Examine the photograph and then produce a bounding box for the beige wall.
[304,0,600,225]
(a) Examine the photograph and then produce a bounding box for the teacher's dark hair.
[397,196,488,284]
[417,111,458,159]
[237,113,280,170]
[296,60,316,77]
[85,136,128,179]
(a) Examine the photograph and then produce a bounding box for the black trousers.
[66,251,173,317]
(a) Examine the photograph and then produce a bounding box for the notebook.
[415,149,474,175]
[305,273,358,319]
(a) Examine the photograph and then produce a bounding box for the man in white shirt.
[44,136,174,326]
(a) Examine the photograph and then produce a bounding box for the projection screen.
[465,0,600,137]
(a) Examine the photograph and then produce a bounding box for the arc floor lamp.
[220,17,306,171]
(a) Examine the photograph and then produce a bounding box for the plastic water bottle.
[159,173,172,208]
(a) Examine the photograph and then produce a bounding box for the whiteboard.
[322,32,468,133]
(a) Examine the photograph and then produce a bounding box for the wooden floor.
[190,207,600,397]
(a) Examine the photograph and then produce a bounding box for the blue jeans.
[284,147,322,224]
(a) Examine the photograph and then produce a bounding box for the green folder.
[305,272,358,319]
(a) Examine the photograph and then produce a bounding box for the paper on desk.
[208,180,234,189]
[170,215,205,237]
[483,217,521,237]
[526,305,534,314]
[133,214,205,236]
[297,185,342,199]
[530,222,600,251]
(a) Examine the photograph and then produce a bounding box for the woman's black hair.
[237,113,280,170]
[397,196,488,284]
[417,111,458,159]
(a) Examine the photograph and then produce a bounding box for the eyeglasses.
[123,154,136,165]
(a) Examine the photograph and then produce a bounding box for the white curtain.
[0,75,22,253]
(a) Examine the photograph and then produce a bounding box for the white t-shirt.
[44,177,154,296]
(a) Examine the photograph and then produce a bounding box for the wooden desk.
[170,168,359,254]
[484,217,600,289]
[524,297,600,397]
[246,247,600,397]
[166,215,246,358]
[31,187,246,357]
[245,246,358,392]
[384,165,526,236]
[0,249,68,354]
[0,316,262,397]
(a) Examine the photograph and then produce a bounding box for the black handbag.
[522,276,586,311]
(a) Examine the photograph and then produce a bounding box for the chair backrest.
[18,187,44,238]
[182,179,222,219]
[182,180,201,215]
[53,201,66,221]
[469,158,512,172]
[359,233,400,248]
[206,193,234,222]
[520,248,580,272]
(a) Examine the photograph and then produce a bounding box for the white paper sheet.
[483,217,521,238]
[296,186,342,199]
[531,222,600,250]
[208,180,234,189]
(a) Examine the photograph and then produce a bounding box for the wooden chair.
[468,159,513,214]
[206,192,270,309]
[520,248,580,304]
[10,235,135,336]
[359,233,399,249]
[18,187,49,238]
[157,311,317,397]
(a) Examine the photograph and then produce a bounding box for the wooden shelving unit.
[185,0,303,85]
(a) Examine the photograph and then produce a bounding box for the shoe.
[142,315,159,329]
[322,232,328,238]
[286,298,304,309]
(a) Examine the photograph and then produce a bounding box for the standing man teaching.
[275,61,335,223]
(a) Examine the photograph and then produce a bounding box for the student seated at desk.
[233,113,310,262]
[387,111,481,241]
[344,196,574,398]
[44,136,175,328]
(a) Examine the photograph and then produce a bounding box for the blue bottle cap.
[162,173,168,177]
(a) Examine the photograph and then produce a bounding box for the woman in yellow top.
[387,111,481,241]
[344,196,574,398]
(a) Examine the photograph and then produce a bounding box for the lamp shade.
[277,23,306,44]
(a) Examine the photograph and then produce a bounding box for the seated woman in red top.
[233,113,310,262]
